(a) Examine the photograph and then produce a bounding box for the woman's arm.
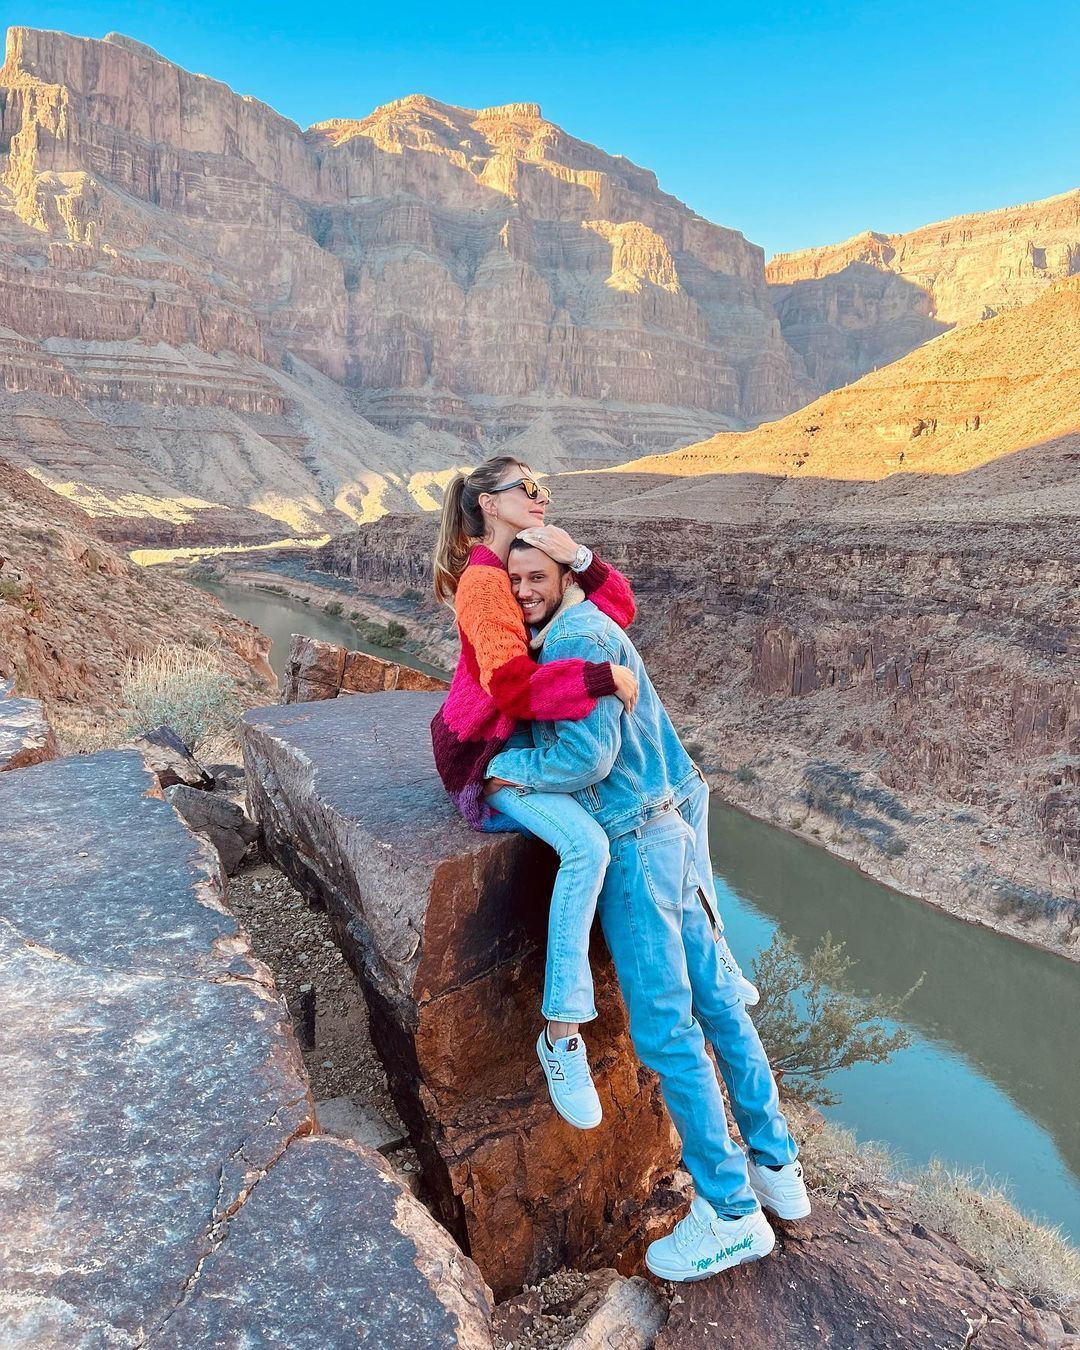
[457,565,617,721]
[516,526,635,628]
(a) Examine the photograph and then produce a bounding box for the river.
[204,581,1079,1240]
[194,580,447,682]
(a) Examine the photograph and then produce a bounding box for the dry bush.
[122,643,239,753]
[906,1162,1080,1311]
[800,1121,893,1196]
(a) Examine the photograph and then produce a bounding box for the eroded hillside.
[0,459,274,738]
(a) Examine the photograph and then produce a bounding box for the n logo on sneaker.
[546,1057,565,1081]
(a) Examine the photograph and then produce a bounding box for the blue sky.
[12,1,1076,256]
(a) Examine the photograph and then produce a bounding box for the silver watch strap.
[570,546,594,573]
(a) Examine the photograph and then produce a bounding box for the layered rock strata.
[0,748,492,1346]
[767,186,1080,390]
[242,691,681,1297]
[0,26,812,539]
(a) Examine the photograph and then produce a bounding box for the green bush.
[122,643,239,753]
[752,932,921,1106]
[735,763,757,785]
[324,600,344,617]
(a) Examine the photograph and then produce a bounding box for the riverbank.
[706,759,1080,965]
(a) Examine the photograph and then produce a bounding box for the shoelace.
[673,1209,707,1253]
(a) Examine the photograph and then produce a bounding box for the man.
[486,539,810,1282]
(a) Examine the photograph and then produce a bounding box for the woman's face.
[489,462,548,532]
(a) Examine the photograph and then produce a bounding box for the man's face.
[508,546,570,628]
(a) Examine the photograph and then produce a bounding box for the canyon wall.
[767,188,1080,390]
[0,26,812,540]
[316,278,1080,949]
[316,506,1079,952]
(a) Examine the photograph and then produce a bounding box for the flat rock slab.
[656,1194,1059,1349]
[317,1096,407,1153]
[243,693,680,1298]
[0,690,57,771]
[0,750,491,1347]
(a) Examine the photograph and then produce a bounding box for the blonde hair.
[432,456,527,604]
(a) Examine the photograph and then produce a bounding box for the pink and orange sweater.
[431,543,636,829]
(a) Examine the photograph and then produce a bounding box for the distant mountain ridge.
[0,25,811,541]
[767,187,1080,391]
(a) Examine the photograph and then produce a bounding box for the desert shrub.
[122,643,239,753]
[907,1162,1080,1310]
[324,600,344,617]
[0,577,23,601]
[800,1121,893,1195]
[385,620,407,646]
[401,588,423,605]
[735,763,757,785]
[882,836,909,857]
[752,932,921,1106]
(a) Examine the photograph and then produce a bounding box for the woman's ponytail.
[433,473,470,605]
[431,455,529,605]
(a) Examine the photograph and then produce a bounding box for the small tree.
[122,643,239,754]
[752,932,921,1106]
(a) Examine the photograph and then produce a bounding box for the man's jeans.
[598,780,797,1214]
[487,786,605,1024]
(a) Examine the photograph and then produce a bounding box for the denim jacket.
[486,600,700,840]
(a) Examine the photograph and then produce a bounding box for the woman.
[430,455,637,1130]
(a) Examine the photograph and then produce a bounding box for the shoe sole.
[535,1035,602,1131]
[751,1190,811,1221]
[645,1232,776,1283]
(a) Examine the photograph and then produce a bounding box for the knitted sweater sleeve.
[576,554,636,628]
[456,567,617,721]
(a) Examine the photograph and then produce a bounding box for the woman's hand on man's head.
[516,525,579,565]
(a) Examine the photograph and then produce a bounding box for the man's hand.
[484,776,516,797]
[516,525,580,565]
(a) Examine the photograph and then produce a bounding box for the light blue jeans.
[486,786,607,1023]
[598,780,798,1215]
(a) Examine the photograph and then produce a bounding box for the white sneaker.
[746,1158,811,1220]
[716,938,760,1005]
[536,1030,602,1130]
[645,1195,775,1282]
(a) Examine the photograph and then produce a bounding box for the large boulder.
[0,682,57,771]
[281,634,448,703]
[0,750,492,1347]
[243,692,681,1298]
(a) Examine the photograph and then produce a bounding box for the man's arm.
[487,630,624,793]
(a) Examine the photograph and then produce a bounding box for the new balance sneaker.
[746,1158,811,1220]
[536,1030,602,1130]
[645,1195,775,1282]
[716,937,760,1005]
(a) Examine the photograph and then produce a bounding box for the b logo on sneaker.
[566,1036,579,1052]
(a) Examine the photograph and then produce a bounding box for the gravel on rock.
[228,858,403,1130]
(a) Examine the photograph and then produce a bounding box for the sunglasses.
[488,477,552,504]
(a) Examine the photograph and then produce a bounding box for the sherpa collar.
[530,584,586,651]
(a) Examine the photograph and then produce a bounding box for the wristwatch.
[570,545,593,572]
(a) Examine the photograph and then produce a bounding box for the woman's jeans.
[597,780,798,1214]
[486,786,606,1024]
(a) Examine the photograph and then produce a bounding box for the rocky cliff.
[0,26,811,541]
[0,457,274,738]
[767,186,1080,390]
